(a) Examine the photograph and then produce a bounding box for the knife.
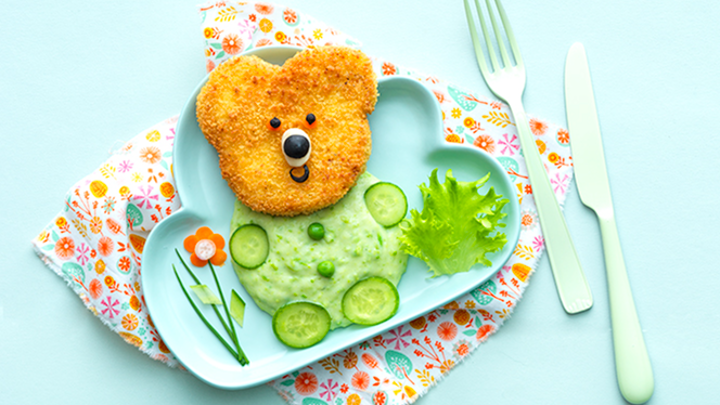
[565,42,654,404]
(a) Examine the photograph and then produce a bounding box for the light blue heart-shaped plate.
[142,46,520,389]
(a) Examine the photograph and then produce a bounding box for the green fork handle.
[508,99,593,314]
[598,213,654,404]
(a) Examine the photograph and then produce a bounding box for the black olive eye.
[270,117,281,129]
[305,113,316,125]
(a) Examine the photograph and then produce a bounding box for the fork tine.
[485,0,512,68]
[471,0,501,73]
[463,0,490,77]
[494,0,523,68]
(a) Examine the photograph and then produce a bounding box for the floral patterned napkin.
[32,2,575,404]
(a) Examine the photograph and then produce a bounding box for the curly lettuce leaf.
[399,169,508,277]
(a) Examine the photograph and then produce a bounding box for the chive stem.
[175,249,249,366]
[173,266,240,362]
[175,249,233,338]
[209,261,248,365]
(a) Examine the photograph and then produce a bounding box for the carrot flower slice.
[196,226,213,239]
[210,250,227,266]
[190,254,208,267]
[184,226,227,267]
[184,234,199,252]
[210,233,225,250]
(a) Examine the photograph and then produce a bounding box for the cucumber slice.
[189,284,222,305]
[230,224,269,269]
[272,301,331,348]
[342,277,399,326]
[230,290,246,327]
[364,182,407,227]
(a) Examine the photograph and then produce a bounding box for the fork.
[463,0,593,314]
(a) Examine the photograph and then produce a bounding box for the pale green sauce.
[230,172,409,329]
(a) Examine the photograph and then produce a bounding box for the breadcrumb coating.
[196,46,378,216]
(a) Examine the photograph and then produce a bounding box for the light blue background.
[1,1,717,404]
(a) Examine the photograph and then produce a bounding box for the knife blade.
[565,42,654,404]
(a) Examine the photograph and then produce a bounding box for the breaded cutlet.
[196,46,377,217]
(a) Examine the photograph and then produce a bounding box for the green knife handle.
[597,213,654,404]
[508,100,593,314]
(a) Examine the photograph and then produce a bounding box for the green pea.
[317,261,335,278]
[308,222,325,240]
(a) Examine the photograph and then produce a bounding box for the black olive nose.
[283,135,310,159]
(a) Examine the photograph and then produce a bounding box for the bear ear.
[276,46,378,115]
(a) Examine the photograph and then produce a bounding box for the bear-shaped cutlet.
[196,46,378,217]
